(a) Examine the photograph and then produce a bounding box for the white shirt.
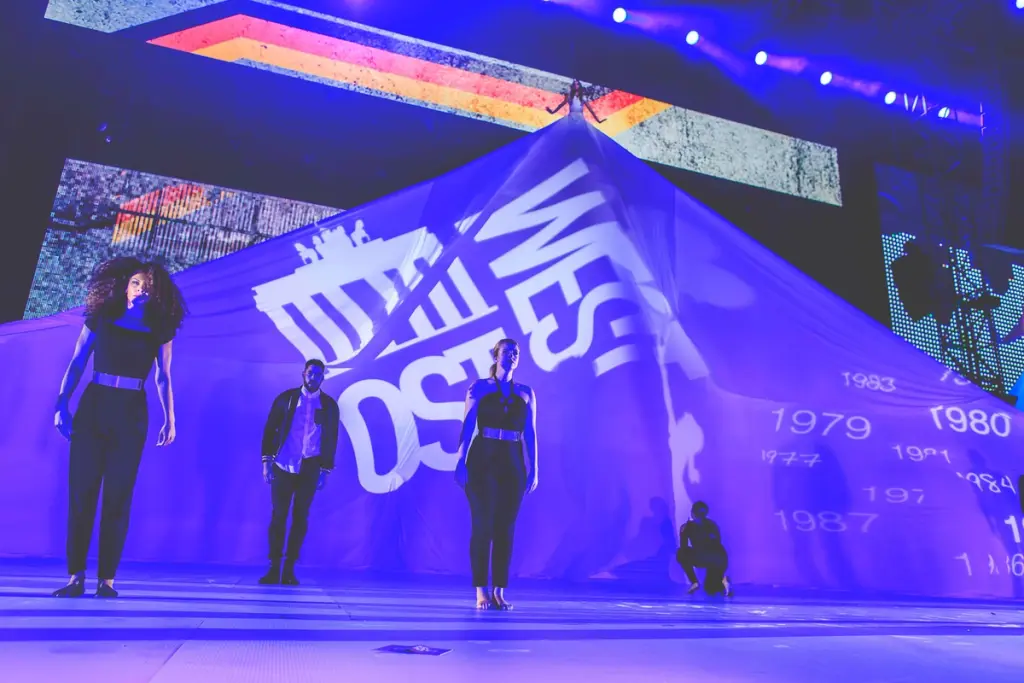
[275,387,322,474]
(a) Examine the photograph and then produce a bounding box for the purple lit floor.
[1,560,1023,682]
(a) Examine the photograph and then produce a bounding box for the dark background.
[2,0,1022,325]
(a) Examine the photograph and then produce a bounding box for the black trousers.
[268,459,320,564]
[677,546,729,592]
[465,438,526,587]
[67,384,148,579]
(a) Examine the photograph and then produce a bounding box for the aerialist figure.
[455,338,539,610]
[52,257,186,598]
[677,501,732,596]
[546,78,607,122]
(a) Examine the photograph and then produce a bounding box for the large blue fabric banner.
[2,115,1022,597]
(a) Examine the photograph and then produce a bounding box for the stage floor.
[1,560,1023,682]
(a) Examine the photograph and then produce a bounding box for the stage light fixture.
[686,30,700,45]
[820,71,833,85]
[885,91,897,105]
[755,51,768,66]
[938,107,951,118]
[613,7,627,23]
[1017,0,1024,9]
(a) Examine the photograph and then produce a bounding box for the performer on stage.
[455,338,539,610]
[259,359,340,586]
[52,258,186,598]
[545,78,607,122]
[677,501,732,596]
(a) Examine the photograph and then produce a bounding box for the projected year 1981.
[892,445,950,463]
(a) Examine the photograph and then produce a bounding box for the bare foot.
[722,577,733,597]
[687,582,700,594]
[492,587,513,610]
[475,587,492,610]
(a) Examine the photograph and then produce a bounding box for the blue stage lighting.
[755,51,768,66]
[613,7,627,23]
[686,30,700,45]
[885,91,898,105]
[820,71,833,85]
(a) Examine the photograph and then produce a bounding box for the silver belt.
[481,427,522,442]
[93,372,144,391]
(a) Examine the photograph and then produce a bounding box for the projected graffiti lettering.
[380,257,498,357]
[339,327,505,494]
[254,162,699,494]
[253,221,443,366]
[474,158,717,530]
[477,159,670,376]
[251,160,717,496]
[254,215,506,494]
[396,330,500,470]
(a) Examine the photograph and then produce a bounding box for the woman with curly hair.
[51,257,187,598]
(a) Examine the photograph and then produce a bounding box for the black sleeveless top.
[475,382,528,432]
[86,316,168,380]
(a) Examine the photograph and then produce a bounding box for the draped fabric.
[2,115,1022,597]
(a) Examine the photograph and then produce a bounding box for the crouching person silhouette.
[677,501,732,596]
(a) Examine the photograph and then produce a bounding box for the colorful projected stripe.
[45,0,843,205]
[149,16,658,132]
[27,159,343,320]
[113,184,212,243]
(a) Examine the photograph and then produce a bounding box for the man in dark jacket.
[677,501,732,596]
[259,359,341,585]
